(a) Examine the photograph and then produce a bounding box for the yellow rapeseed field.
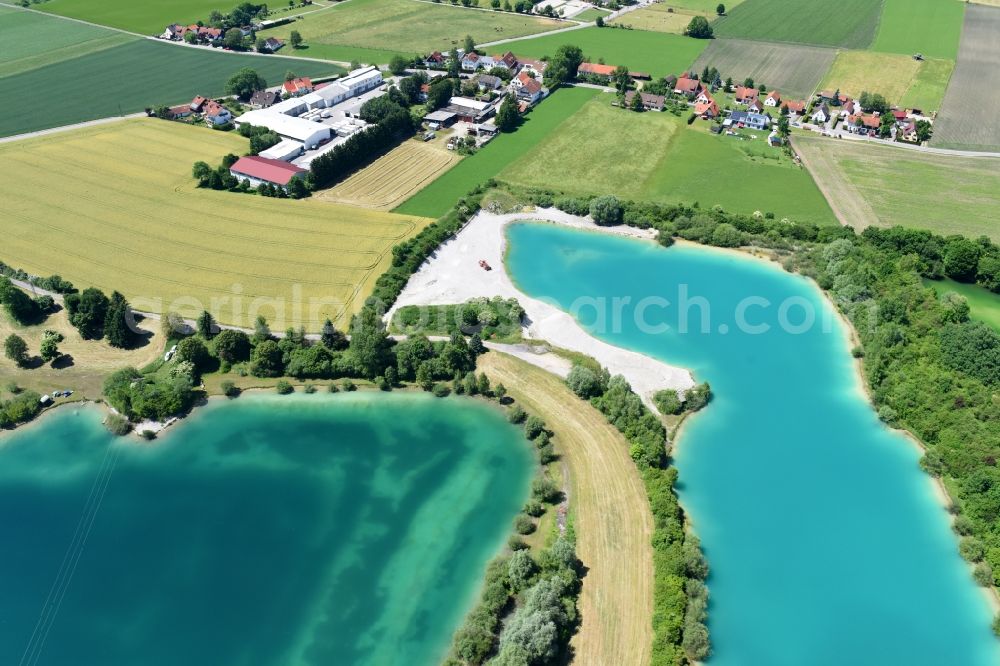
[0,119,434,329]
[316,139,460,211]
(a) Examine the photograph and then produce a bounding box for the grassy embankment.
[0,119,433,329]
[792,133,1000,241]
[478,352,655,666]
[258,0,563,64]
[499,95,838,224]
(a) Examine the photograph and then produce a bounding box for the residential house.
[673,76,702,97]
[729,110,771,130]
[477,74,504,92]
[840,99,862,117]
[899,120,920,143]
[462,52,485,71]
[161,24,189,40]
[263,37,284,52]
[249,90,280,109]
[846,113,881,134]
[283,77,314,96]
[782,100,807,115]
[624,91,666,112]
[747,99,764,113]
[425,51,446,68]
[694,89,713,105]
[166,104,193,119]
[734,86,759,105]
[694,94,719,119]
[518,58,548,81]
[764,91,781,107]
[493,52,518,71]
[197,26,223,42]
[818,90,850,106]
[513,71,544,105]
[578,62,617,82]
[190,95,208,113]
[204,101,232,126]
[811,103,831,124]
[229,156,307,190]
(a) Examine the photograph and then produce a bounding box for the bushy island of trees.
[391,297,525,341]
[566,364,712,663]
[505,184,1000,630]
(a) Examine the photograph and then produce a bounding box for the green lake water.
[0,393,534,666]
[506,222,1000,665]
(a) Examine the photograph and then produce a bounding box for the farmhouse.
[764,91,781,107]
[846,113,881,133]
[622,91,666,112]
[728,111,771,130]
[578,62,617,82]
[283,77,314,96]
[229,156,307,189]
[673,76,702,97]
[446,97,495,123]
[734,86,759,105]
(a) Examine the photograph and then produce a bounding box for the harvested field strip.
[0,26,341,137]
[320,140,461,210]
[793,134,1000,241]
[932,4,1000,151]
[478,352,654,666]
[0,119,433,328]
[714,0,883,49]
[689,38,836,99]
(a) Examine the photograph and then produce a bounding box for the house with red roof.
[694,92,719,119]
[518,58,548,81]
[190,96,208,113]
[203,101,233,126]
[424,51,446,68]
[734,86,759,105]
[694,89,713,105]
[846,113,881,134]
[283,77,314,96]
[781,100,807,115]
[513,71,544,105]
[230,156,307,189]
[764,91,781,107]
[747,99,764,113]
[493,51,518,70]
[673,76,702,97]
[578,62,617,81]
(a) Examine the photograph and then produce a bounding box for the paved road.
[796,122,1000,159]
[0,113,147,144]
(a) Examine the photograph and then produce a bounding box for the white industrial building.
[233,66,384,158]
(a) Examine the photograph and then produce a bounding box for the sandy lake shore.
[389,208,696,407]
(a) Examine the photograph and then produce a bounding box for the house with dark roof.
[811,103,831,124]
[425,51,446,68]
[477,74,504,92]
[624,91,666,112]
[230,156,307,189]
[249,90,280,109]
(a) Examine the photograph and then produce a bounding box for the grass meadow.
[793,134,1000,241]
[610,5,710,34]
[714,0,882,49]
[819,50,954,111]
[0,119,432,329]
[690,38,836,99]
[663,0,744,9]
[39,0,233,34]
[0,5,135,78]
[500,95,837,224]
[923,279,1000,333]
[572,8,611,22]
[394,86,600,218]
[500,27,708,77]
[871,0,965,60]
[259,0,562,63]
[317,139,461,210]
[933,4,1000,151]
[0,19,339,137]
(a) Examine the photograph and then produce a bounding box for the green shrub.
[432,382,451,397]
[513,513,535,535]
[507,404,526,424]
[104,413,132,436]
[276,381,294,395]
[220,380,240,398]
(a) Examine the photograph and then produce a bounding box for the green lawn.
[714,0,883,49]
[394,86,600,218]
[664,0,744,10]
[0,5,136,78]
[500,95,837,224]
[0,38,340,137]
[924,278,1000,333]
[872,0,965,60]
[260,0,563,64]
[39,0,234,34]
[572,8,611,22]
[500,27,708,77]
[819,50,954,112]
[899,57,955,113]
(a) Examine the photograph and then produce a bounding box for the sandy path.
[389,208,694,406]
[479,352,654,666]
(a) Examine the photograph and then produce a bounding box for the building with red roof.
[673,76,702,96]
[578,62,617,79]
[229,156,307,189]
[734,86,759,104]
[283,77,314,96]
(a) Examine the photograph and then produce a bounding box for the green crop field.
[394,86,600,218]
[572,8,611,22]
[0,27,340,137]
[714,0,883,49]
[0,119,432,329]
[663,0,744,10]
[500,27,708,77]
[793,133,1000,241]
[923,279,1000,333]
[500,95,837,224]
[39,0,235,34]
[933,4,1000,151]
[690,38,836,99]
[820,50,953,111]
[872,0,965,60]
[0,5,135,78]
[259,0,563,64]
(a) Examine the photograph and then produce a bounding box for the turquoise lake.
[0,393,533,666]
[506,223,1000,665]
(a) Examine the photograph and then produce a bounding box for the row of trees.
[0,387,41,429]
[0,277,52,326]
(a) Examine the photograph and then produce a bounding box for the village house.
[728,110,771,130]
[764,91,781,107]
[425,51,446,68]
[190,95,208,113]
[734,86,759,105]
[747,99,765,113]
[817,90,851,106]
[229,156,307,189]
[262,37,284,52]
[840,99,862,117]
[518,58,548,81]
[624,90,666,112]
[694,93,720,119]
[283,77,314,96]
[782,100,807,116]
[493,52,518,70]
[694,89,713,105]
[166,104,193,119]
[578,62,617,83]
[899,120,920,143]
[477,74,504,92]
[513,72,544,105]
[461,52,489,71]
[846,113,881,134]
[811,103,831,124]
[203,101,232,126]
[673,76,702,98]
[249,90,280,109]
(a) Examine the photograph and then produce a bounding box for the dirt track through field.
[479,352,654,666]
